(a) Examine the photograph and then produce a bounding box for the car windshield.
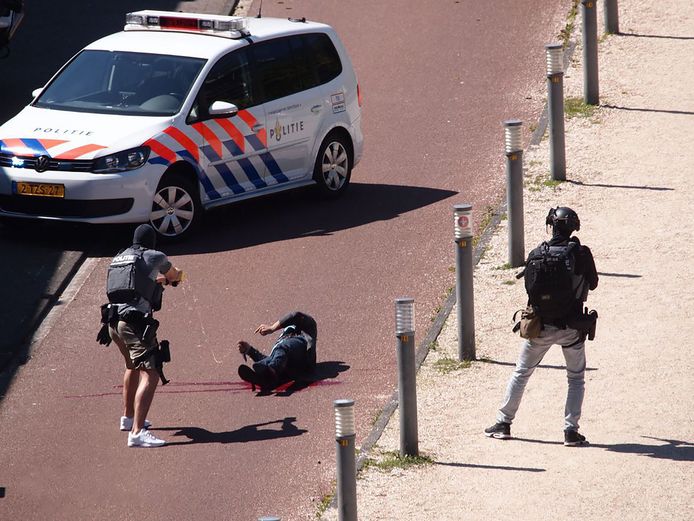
[33,50,206,116]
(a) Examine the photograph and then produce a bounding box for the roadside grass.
[564,96,599,119]
[558,0,580,46]
[433,356,472,374]
[472,205,496,249]
[526,172,563,192]
[315,490,335,519]
[361,450,433,473]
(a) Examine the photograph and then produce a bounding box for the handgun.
[587,309,598,341]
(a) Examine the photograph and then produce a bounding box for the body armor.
[106,246,159,309]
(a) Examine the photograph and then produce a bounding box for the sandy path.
[322,0,694,519]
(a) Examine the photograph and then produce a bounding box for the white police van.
[0,10,363,239]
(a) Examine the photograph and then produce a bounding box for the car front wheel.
[149,173,201,241]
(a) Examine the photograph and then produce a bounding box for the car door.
[249,35,323,184]
[188,48,268,202]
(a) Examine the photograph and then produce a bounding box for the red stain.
[65,379,340,399]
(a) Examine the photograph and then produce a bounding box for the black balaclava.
[133,224,156,249]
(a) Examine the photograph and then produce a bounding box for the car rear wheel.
[149,173,201,241]
[313,133,352,197]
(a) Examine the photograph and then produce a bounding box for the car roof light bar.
[124,10,249,38]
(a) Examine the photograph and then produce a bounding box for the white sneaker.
[120,416,152,431]
[127,429,166,448]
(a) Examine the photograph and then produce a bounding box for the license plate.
[15,182,65,198]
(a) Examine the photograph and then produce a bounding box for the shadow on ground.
[514,435,693,462]
[156,416,307,445]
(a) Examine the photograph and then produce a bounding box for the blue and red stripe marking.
[147,129,292,200]
[145,136,221,200]
[0,138,105,159]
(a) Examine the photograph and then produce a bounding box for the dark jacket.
[269,311,317,372]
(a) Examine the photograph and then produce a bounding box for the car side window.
[304,33,342,85]
[289,35,317,91]
[249,37,302,104]
[189,48,252,122]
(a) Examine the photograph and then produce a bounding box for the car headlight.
[92,146,150,173]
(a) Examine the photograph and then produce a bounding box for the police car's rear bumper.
[351,116,364,167]
[0,165,160,223]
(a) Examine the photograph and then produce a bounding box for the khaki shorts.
[109,320,158,370]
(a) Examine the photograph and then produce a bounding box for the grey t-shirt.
[116,248,172,316]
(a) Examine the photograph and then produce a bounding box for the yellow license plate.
[16,182,65,198]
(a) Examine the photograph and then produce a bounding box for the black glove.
[96,324,112,346]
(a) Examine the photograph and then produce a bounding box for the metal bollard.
[334,399,357,521]
[604,0,619,34]
[395,298,419,457]
[581,0,600,105]
[545,43,566,182]
[504,119,525,267]
[454,204,476,361]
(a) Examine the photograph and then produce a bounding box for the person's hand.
[255,324,274,336]
[171,269,185,287]
[238,341,251,354]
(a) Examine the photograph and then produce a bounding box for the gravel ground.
[321,0,694,519]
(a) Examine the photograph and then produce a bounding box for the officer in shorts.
[106,224,184,447]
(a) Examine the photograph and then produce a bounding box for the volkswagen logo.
[34,155,51,172]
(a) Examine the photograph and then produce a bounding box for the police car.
[0,10,363,239]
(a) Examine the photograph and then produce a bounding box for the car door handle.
[311,104,322,114]
[252,123,264,132]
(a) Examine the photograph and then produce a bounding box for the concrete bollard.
[504,119,525,267]
[454,204,476,361]
[334,399,357,521]
[604,0,619,34]
[545,43,566,182]
[395,298,419,457]
[581,0,600,105]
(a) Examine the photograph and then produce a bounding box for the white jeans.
[497,325,586,431]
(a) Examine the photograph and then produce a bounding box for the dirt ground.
[321,0,694,519]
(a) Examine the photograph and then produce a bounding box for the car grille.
[0,152,94,172]
[0,195,134,218]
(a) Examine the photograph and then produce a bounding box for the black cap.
[133,224,156,249]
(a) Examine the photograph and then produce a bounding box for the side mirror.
[208,101,238,118]
[31,88,43,99]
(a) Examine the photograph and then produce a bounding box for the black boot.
[238,365,276,392]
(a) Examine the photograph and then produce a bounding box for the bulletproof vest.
[106,246,158,306]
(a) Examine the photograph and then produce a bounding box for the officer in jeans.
[106,224,184,447]
[237,311,317,391]
[485,207,598,446]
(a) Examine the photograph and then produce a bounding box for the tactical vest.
[106,246,158,308]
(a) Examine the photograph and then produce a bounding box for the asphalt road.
[0,0,574,519]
